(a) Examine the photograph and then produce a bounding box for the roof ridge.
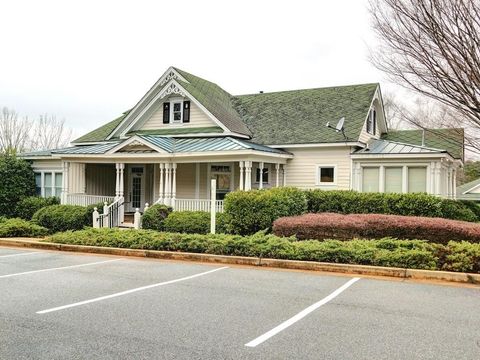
[235,82,379,97]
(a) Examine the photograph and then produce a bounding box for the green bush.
[306,190,477,222]
[32,205,92,233]
[162,211,227,234]
[142,204,172,231]
[47,228,472,271]
[459,200,480,220]
[0,218,48,238]
[15,196,60,220]
[223,187,307,235]
[0,155,36,218]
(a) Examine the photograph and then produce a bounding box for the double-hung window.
[366,109,376,135]
[35,171,63,198]
[162,99,191,124]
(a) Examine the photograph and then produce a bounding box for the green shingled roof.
[73,112,129,143]
[234,83,378,145]
[173,68,251,136]
[381,128,464,160]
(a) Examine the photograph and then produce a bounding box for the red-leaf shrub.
[272,213,480,244]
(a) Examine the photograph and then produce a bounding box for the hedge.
[0,218,48,238]
[223,187,307,235]
[163,211,228,234]
[142,204,172,231]
[0,155,36,218]
[46,228,480,273]
[305,190,477,222]
[15,196,60,220]
[272,213,480,244]
[32,205,94,233]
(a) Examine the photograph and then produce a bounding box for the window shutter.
[183,101,190,123]
[163,102,170,124]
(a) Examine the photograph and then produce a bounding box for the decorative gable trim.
[105,135,168,154]
[105,67,189,140]
[117,79,231,138]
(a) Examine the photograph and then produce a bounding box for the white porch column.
[171,163,177,207]
[259,162,264,189]
[402,165,408,193]
[165,163,171,205]
[453,168,457,199]
[119,163,125,198]
[80,163,86,194]
[282,164,287,186]
[275,163,280,187]
[115,163,120,199]
[61,161,69,204]
[239,161,245,190]
[435,162,441,196]
[159,163,165,204]
[244,161,252,190]
[379,165,385,193]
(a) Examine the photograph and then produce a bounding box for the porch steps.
[119,222,135,229]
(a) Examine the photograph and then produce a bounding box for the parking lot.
[1,246,479,360]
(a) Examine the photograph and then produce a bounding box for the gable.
[358,88,387,144]
[133,96,218,131]
[234,83,378,145]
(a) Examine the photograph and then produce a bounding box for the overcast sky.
[1,0,397,139]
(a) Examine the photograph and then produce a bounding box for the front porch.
[63,160,288,216]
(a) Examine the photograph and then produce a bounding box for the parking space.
[1,247,479,360]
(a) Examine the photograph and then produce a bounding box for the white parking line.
[37,266,229,314]
[245,277,360,348]
[0,252,41,258]
[0,258,123,279]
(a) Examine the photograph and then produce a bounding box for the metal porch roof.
[353,139,446,156]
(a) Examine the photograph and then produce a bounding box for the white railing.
[67,193,116,206]
[94,197,124,228]
[173,199,224,213]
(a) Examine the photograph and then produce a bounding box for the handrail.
[97,197,124,228]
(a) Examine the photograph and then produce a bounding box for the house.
[21,66,464,226]
[456,178,480,201]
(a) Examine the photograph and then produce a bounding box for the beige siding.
[69,163,85,193]
[86,164,115,196]
[176,163,197,199]
[141,100,217,130]
[283,147,351,190]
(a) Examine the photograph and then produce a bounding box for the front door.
[210,164,232,200]
[127,165,145,212]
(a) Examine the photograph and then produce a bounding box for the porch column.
[259,162,264,189]
[239,161,244,190]
[119,163,125,198]
[244,161,252,190]
[402,165,408,193]
[115,163,120,199]
[61,161,69,204]
[165,163,171,205]
[171,163,177,208]
[80,163,86,194]
[283,164,287,186]
[435,162,441,196]
[453,168,457,199]
[275,163,280,187]
[159,163,165,204]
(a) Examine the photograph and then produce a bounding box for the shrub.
[15,196,60,220]
[305,190,477,222]
[142,204,172,231]
[272,212,480,244]
[0,155,36,218]
[223,187,307,235]
[459,200,480,221]
[0,218,48,238]
[32,205,92,233]
[442,241,480,273]
[46,228,459,271]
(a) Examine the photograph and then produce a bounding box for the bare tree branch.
[29,114,72,151]
[0,107,31,154]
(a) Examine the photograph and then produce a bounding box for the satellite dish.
[335,117,345,132]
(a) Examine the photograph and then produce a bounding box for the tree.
[370,0,480,150]
[30,114,72,151]
[0,107,31,154]
[0,154,36,218]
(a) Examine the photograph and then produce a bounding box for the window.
[34,171,63,198]
[256,167,269,183]
[162,100,191,124]
[362,167,379,192]
[384,167,402,193]
[408,167,427,193]
[316,166,336,185]
[35,173,42,196]
[366,109,376,135]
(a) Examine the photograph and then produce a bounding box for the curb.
[1,238,479,285]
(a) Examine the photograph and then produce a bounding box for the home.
[22,66,464,226]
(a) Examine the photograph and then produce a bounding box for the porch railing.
[67,193,116,206]
[96,197,124,228]
[173,198,224,213]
